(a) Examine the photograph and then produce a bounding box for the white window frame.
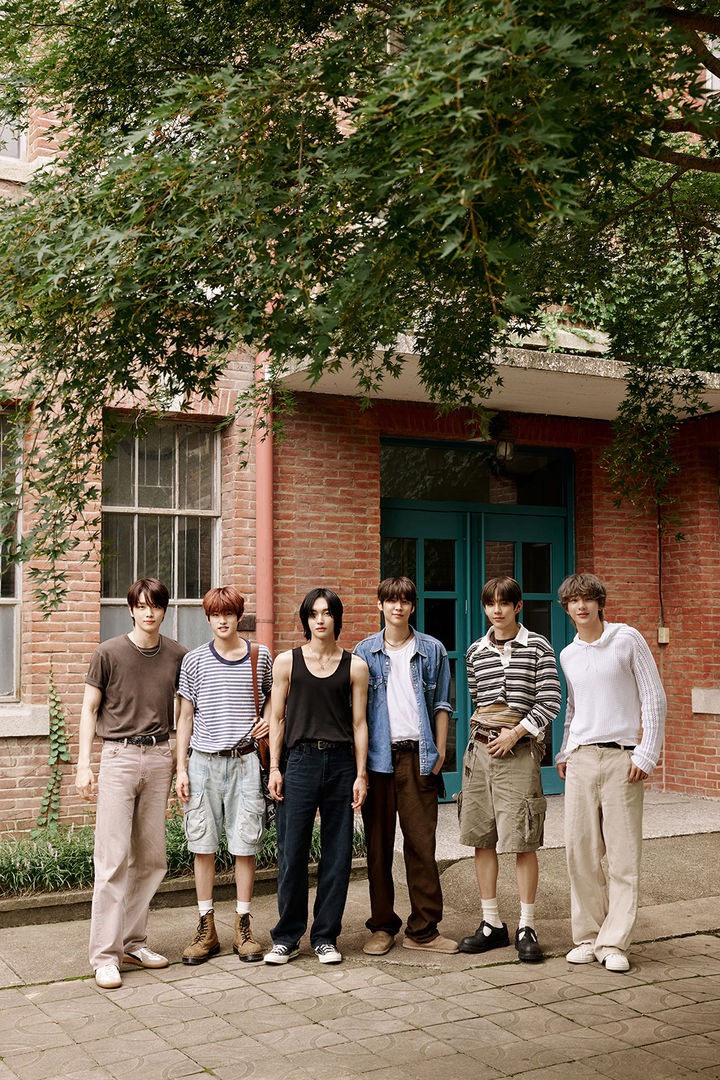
[100,419,221,645]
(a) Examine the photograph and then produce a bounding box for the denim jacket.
[354,630,453,775]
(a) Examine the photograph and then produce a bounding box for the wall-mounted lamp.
[495,431,515,463]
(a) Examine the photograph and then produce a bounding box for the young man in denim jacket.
[354,576,458,956]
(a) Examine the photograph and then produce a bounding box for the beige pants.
[564,745,644,961]
[89,741,173,970]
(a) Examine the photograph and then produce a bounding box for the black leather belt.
[189,744,256,759]
[391,740,419,752]
[298,739,351,751]
[104,734,169,746]
[586,742,635,751]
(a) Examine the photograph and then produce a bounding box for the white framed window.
[101,420,221,650]
[0,124,24,161]
[0,413,20,699]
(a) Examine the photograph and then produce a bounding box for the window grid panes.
[101,422,219,648]
[0,414,20,697]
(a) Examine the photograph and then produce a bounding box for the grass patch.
[0,815,366,897]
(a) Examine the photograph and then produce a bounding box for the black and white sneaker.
[263,944,300,965]
[515,926,543,963]
[314,943,342,964]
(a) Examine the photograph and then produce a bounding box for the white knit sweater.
[557,622,667,775]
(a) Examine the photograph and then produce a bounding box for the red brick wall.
[5,384,720,833]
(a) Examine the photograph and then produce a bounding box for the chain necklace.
[307,647,339,671]
[127,633,162,657]
[384,631,413,651]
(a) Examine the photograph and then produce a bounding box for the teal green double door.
[382,508,570,798]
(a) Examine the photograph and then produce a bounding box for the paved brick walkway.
[1,932,720,1079]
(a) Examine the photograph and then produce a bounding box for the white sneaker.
[603,951,630,972]
[314,943,342,964]
[566,942,597,964]
[263,944,300,965]
[122,947,169,969]
[95,964,122,989]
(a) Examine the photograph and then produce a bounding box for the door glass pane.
[442,658,457,774]
[424,538,454,591]
[178,516,213,599]
[179,427,214,510]
[137,514,174,585]
[102,513,134,597]
[381,443,565,506]
[382,537,416,579]
[485,540,514,581]
[138,426,174,508]
[522,600,551,641]
[103,430,135,506]
[424,598,455,651]
[0,605,15,694]
[522,543,550,593]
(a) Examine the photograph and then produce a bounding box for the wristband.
[270,766,281,773]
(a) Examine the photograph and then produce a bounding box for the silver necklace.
[308,647,337,670]
[127,634,162,657]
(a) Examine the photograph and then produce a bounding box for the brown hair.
[203,586,246,619]
[377,576,417,608]
[557,573,607,619]
[481,576,522,609]
[126,578,169,611]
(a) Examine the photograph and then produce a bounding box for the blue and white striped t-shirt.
[178,640,273,753]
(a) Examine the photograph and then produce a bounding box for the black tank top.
[285,647,353,748]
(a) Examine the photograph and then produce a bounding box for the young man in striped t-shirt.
[176,586,272,964]
[458,576,561,962]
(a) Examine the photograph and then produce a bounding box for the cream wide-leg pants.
[564,744,644,961]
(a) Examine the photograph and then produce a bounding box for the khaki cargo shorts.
[458,736,546,853]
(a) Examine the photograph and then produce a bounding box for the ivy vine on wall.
[37,666,72,828]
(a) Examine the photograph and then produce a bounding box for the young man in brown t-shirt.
[75,578,187,989]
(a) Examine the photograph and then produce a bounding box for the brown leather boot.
[182,911,220,965]
[233,912,263,962]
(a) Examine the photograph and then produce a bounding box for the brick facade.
[3,377,720,833]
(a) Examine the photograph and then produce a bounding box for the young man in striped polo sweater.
[176,586,273,964]
[556,573,666,973]
[458,576,561,962]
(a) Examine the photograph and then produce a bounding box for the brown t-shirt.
[86,634,188,739]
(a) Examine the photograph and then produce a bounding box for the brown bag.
[250,643,270,772]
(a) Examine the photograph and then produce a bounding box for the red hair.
[202,586,245,619]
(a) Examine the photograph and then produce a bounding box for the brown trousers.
[361,747,442,943]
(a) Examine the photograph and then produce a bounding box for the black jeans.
[271,743,355,948]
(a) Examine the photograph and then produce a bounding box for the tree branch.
[680,26,720,80]
[639,142,720,173]
[659,117,720,139]
[660,4,720,36]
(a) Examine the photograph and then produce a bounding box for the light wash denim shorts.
[183,749,266,856]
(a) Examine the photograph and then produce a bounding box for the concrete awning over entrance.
[280,341,720,422]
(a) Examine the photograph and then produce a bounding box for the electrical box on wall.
[657,627,670,645]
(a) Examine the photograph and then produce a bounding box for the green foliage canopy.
[0,0,718,600]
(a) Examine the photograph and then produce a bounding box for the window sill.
[0,703,50,736]
[0,157,43,184]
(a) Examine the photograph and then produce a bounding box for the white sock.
[236,900,251,915]
[520,902,535,930]
[481,898,503,930]
[198,899,214,916]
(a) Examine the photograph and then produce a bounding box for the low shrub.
[0,815,366,897]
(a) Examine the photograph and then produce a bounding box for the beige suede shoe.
[402,934,459,954]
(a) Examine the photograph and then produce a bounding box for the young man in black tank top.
[265,588,369,965]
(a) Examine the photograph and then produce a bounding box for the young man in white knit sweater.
[556,573,666,973]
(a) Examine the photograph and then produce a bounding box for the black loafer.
[458,921,510,953]
[515,925,543,962]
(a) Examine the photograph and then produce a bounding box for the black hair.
[298,587,344,640]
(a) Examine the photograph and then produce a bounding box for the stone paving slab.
[0,934,720,1079]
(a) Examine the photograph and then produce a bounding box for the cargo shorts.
[183,749,266,856]
[458,736,547,853]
